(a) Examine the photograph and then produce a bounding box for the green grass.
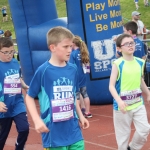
[120,0,150,28]
[0,0,149,39]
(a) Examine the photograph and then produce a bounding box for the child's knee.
[139,126,150,139]
[18,121,29,134]
[18,125,29,137]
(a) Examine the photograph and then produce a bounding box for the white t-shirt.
[136,20,144,41]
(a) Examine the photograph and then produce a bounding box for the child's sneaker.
[127,146,131,150]
[84,112,92,118]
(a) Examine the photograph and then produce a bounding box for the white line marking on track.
[93,114,113,118]
[98,128,135,138]
[89,119,99,123]
[98,132,115,137]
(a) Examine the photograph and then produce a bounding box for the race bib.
[82,64,90,74]
[51,97,74,122]
[4,78,21,94]
[120,89,142,105]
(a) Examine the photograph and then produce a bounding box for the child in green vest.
[109,34,150,150]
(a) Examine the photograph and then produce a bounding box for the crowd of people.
[0,2,150,150]
[134,0,149,10]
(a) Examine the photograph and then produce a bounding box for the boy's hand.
[34,118,50,133]
[118,100,128,114]
[0,102,8,112]
[79,116,89,129]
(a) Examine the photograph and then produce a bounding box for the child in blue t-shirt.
[0,37,29,150]
[116,21,146,60]
[1,6,8,22]
[70,35,92,118]
[25,26,89,150]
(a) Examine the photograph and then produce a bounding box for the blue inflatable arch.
[8,0,123,104]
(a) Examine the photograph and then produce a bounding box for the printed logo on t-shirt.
[77,54,81,61]
[53,77,73,99]
[135,42,141,51]
[5,69,19,77]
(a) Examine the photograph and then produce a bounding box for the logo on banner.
[91,38,116,72]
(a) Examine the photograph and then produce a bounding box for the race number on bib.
[51,98,74,122]
[4,78,21,94]
[120,89,142,105]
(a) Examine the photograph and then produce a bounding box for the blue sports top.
[0,30,4,35]
[2,8,7,14]
[69,49,86,88]
[27,61,83,148]
[0,59,26,118]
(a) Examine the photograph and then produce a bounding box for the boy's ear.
[49,44,55,52]
[116,47,121,52]
[128,30,132,35]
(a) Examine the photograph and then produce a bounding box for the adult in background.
[144,0,149,6]
[132,11,150,41]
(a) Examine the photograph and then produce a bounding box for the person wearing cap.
[132,11,150,41]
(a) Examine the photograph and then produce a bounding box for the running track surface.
[4,95,150,150]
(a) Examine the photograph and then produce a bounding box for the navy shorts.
[3,13,7,17]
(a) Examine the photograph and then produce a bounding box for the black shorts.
[3,13,7,17]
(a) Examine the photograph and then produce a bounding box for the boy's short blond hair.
[47,26,74,48]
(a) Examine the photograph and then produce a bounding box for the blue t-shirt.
[69,49,86,88]
[0,30,4,36]
[0,59,26,118]
[28,61,83,148]
[2,8,6,14]
[117,37,146,58]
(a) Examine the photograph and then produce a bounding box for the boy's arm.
[25,94,49,133]
[141,78,150,102]
[76,100,89,129]
[109,64,128,113]
[0,78,7,112]
[20,78,29,91]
